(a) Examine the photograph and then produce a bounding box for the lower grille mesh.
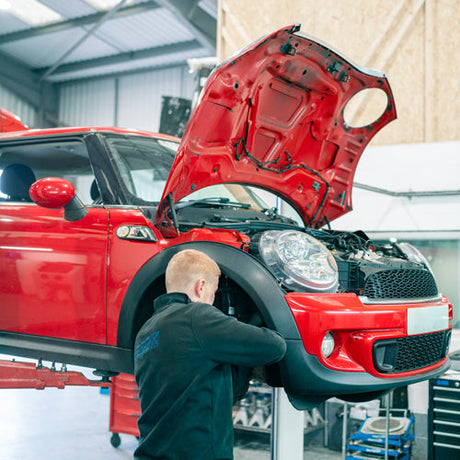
[373,330,449,373]
[363,269,438,300]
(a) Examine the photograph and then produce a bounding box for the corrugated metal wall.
[0,83,37,128]
[59,65,196,131]
[59,78,116,127]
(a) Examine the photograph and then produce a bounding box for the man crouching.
[134,249,286,460]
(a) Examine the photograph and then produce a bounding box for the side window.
[0,139,97,205]
[105,135,178,203]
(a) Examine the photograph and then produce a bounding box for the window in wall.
[372,239,459,328]
[409,240,459,328]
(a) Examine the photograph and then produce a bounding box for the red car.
[0,25,451,408]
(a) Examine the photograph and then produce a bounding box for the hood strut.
[168,193,180,236]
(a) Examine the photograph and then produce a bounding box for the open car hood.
[157,25,396,230]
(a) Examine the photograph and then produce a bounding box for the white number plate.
[407,305,449,335]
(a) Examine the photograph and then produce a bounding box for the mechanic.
[134,249,287,460]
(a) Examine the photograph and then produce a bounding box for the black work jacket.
[133,292,287,460]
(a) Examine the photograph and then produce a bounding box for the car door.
[0,137,108,344]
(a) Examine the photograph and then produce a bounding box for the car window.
[185,184,304,225]
[105,135,178,203]
[0,139,96,204]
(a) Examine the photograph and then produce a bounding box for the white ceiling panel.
[39,0,97,17]
[0,29,117,67]
[96,8,198,50]
[46,46,210,82]
[0,11,29,34]
[0,0,216,82]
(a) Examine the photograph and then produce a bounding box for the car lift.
[0,358,304,459]
[0,358,111,390]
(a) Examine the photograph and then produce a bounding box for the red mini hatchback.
[0,26,451,408]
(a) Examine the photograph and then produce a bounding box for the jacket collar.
[154,292,191,313]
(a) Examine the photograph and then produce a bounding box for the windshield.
[106,135,178,202]
[105,134,303,225]
[182,184,304,226]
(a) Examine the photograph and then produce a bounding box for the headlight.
[258,230,338,292]
[397,242,433,273]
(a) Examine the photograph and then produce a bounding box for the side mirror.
[29,177,88,222]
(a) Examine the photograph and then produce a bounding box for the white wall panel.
[59,78,116,127]
[333,141,460,233]
[0,83,37,128]
[58,65,195,132]
[117,65,195,132]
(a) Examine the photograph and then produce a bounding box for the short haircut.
[165,249,221,293]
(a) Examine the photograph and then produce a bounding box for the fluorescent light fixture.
[83,0,133,11]
[1,0,63,26]
[0,0,12,10]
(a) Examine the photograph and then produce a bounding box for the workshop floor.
[0,373,343,460]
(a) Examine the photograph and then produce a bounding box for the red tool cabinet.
[109,373,140,447]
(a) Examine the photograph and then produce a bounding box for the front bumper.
[280,292,451,405]
[280,337,451,409]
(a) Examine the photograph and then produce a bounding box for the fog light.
[321,332,335,358]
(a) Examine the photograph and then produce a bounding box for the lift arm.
[0,359,112,390]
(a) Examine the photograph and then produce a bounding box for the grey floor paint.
[0,359,427,459]
[0,382,344,459]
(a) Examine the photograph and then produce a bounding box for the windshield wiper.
[175,197,251,211]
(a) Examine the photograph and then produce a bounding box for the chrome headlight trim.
[258,230,338,292]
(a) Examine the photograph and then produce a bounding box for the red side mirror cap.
[30,177,75,209]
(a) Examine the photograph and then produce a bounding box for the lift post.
[0,358,112,390]
[271,387,304,460]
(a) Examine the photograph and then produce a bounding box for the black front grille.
[373,330,450,374]
[362,269,438,300]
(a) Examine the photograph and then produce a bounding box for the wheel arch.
[116,241,301,351]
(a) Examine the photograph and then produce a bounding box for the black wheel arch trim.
[116,241,302,351]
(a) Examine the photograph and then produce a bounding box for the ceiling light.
[83,0,133,11]
[0,0,12,11]
[4,0,63,26]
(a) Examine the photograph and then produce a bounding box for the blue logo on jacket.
[135,331,160,361]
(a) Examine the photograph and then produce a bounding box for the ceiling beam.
[0,51,59,128]
[155,0,216,52]
[0,51,40,107]
[52,61,190,85]
[0,0,161,45]
[36,40,202,79]
[41,0,131,80]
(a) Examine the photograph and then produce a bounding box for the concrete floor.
[0,361,343,460]
[2,345,458,458]
[1,356,432,460]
